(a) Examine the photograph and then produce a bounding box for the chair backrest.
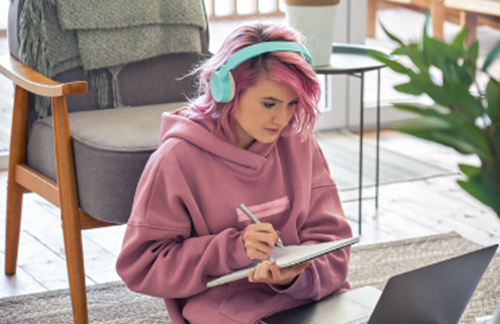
[8,0,210,130]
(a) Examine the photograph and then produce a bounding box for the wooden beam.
[16,165,118,230]
[460,10,477,45]
[430,0,445,40]
[79,210,118,230]
[367,0,378,38]
[15,164,60,208]
[445,0,500,16]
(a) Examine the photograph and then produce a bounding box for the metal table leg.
[376,69,381,209]
[358,71,364,235]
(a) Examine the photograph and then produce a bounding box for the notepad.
[207,236,360,288]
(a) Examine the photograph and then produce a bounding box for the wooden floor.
[0,7,500,299]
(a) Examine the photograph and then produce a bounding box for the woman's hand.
[248,261,311,286]
[242,223,280,260]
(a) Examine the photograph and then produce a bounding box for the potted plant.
[285,0,341,66]
[369,13,500,218]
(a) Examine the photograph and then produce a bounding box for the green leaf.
[407,71,452,107]
[369,50,408,74]
[379,21,404,46]
[494,131,500,163]
[485,78,500,125]
[452,26,469,49]
[392,46,428,73]
[391,113,492,158]
[457,170,500,217]
[394,82,424,95]
[482,40,500,73]
[458,164,481,177]
[392,103,448,116]
[391,117,452,132]
[454,58,476,87]
[467,41,479,69]
[428,131,482,155]
[423,10,431,38]
[450,83,482,118]
[423,37,462,64]
[432,113,494,161]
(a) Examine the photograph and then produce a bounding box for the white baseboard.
[0,150,8,171]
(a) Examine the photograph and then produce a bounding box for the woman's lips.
[265,128,280,135]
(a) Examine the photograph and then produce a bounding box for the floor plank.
[0,250,47,298]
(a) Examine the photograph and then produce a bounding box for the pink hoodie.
[116,109,353,324]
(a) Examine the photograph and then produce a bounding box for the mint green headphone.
[209,41,313,103]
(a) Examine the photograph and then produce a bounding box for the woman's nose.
[273,106,291,126]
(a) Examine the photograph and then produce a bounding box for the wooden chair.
[367,0,447,39]
[445,0,500,44]
[367,0,500,44]
[2,1,209,323]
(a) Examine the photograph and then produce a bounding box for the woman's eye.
[262,102,275,108]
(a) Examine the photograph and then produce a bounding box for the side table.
[314,43,394,235]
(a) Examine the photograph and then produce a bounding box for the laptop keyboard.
[345,315,370,324]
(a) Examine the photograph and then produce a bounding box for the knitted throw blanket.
[19,0,207,118]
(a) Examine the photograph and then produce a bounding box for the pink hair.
[187,23,321,143]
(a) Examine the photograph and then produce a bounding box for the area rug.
[315,131,457,190]
[1,232,498,324]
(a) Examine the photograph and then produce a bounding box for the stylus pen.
[239,204,286,250]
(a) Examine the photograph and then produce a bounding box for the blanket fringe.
[108,65,125,108]
[19,0,54,118]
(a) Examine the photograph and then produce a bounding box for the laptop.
[263,244,498,324]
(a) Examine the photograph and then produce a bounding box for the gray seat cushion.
[26,102,186,224]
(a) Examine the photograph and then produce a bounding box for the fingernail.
[269,255,275,264]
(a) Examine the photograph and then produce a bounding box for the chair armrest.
[0,54,87,97]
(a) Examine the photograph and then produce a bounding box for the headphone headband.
[210,41,312,103]
[220,41,313,74]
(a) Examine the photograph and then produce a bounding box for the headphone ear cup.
[209,70,234,103]
[228,72,235,102]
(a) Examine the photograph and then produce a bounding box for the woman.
[116,23,353,324]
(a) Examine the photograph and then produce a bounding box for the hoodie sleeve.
[116,140,253,299]
[270,138,352,300]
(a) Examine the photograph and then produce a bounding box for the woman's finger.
[259,261,271,279]
[247,249,268,261]
[244,224,278,247]
[249,223,276,233]
[256,261,272,280]
[248,268,255,282]
[270,261,282,281]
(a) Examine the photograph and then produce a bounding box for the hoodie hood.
[159,108,277,174]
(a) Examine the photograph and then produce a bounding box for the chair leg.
[52,96,88,324]
[61,210,89,324]
[366,0,378,38]
[5,86,29,275]
[430,0,445,40]
[5,179,24,275]
[460,10,477,45]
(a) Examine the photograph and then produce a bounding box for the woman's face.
[234,76,298,149]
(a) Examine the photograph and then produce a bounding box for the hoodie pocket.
[236,196,290,223]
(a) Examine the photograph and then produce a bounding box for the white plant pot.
[285,4,338,67]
